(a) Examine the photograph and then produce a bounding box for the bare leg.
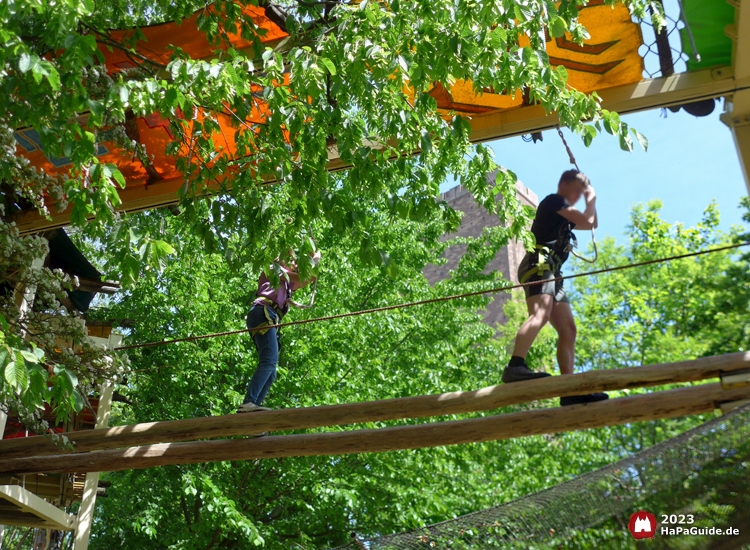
[549,301,576,375]
[511,294,554,358]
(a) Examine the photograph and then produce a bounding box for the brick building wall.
[423,170,539,328]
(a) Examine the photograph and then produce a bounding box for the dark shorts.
[518,252,569,303]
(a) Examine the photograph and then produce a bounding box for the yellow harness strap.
[253,299,282,335]
[519,245,554,284]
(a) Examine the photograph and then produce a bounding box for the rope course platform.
[0,353,748,476]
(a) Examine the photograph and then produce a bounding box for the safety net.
[336,402,750,549]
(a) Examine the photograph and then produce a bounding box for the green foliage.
[87,192,521,548]
[2,0,657,274]
[76,198,750,549]
[0,218,121,438]
[572,199,744,368]
[1,0,660,424]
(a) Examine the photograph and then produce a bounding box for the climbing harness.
[556,126,598,264]
[519,242,568,284]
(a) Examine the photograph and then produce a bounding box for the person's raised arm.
[281,250,322,290]
[558,185,597,230]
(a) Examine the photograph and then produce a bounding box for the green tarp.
[680,0,734,71]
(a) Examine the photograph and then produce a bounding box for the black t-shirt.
[531,194,575,255]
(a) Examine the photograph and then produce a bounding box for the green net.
[336,402,750,549]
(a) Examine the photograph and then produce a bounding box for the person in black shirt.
[501,170,609,407]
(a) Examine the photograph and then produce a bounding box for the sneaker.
[501,365,552,384]
[560,392,610,407]
[236,402,272,414]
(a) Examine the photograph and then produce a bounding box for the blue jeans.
[243,305,280,406]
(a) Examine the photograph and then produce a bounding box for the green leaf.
[379,250,390,266]
[619,131,634,152]
[87,99,104,119]
[153,239,176,256]
[359,240,372,266]
[32,346,45,361]
[319,57,336,76]
[549,16,568,38]
[514,4,526,21]
[397,55,409,74]
[111,167,127,188]
[420,129,432,156]
[5,360,29,391]
[582,124,597,147]
[72,390,85,413]
[165,87,178,106]
[489,27,507,49]
[18,52,31,73]
[56,366,78,389]
[631,128,649,151]
[19,350,40,364]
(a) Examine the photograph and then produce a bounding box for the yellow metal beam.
[469,66,741,143]
[0,485,75,530]
[721,0,750,194]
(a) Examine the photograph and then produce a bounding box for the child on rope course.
[501,170,609,407]
[237,249,321,413]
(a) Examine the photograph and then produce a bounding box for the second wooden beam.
[1,383,748,476]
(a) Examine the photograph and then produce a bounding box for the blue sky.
[440,108,749,243]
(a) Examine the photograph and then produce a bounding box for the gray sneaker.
[236,402,272,414]
[501,365,552,383]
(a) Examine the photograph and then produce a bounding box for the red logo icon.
[628,510,657,539]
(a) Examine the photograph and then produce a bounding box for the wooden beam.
[1,383,749,476]
[0,351,747,460]
[73,278,121,294]
[723,0,750,193]
[723,88,750,194]
[72,384,114,550]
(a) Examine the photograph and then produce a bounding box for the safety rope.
[556,126,598,263]
[287,278,317,309]
[287,227,319,309]
[556,126,580,172]
[115,241,750,354]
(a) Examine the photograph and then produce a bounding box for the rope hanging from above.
[556,126,598,264]
[287,227,319,309]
